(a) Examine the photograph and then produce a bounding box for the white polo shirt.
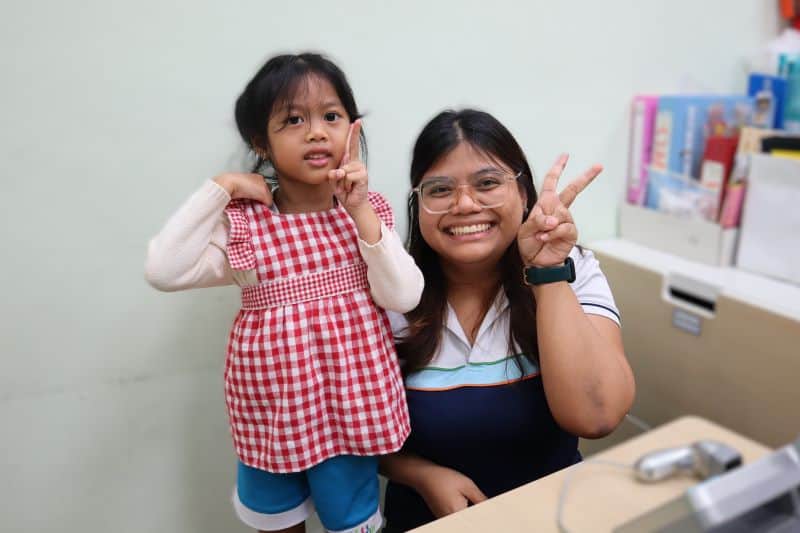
[383,246,622,530]
[388,246,621,387]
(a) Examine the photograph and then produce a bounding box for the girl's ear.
[250,135,270,160]
[253,146,270,161]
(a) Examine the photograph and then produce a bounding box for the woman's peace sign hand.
[517,154,602,268]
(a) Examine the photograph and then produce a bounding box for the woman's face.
[417,142,527,273]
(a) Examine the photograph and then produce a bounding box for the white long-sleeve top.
[145,180,424,313]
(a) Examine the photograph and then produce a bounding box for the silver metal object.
[616,435,800,532]
[634,440,743,483]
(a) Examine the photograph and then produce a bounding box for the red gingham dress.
[222,192,411,473]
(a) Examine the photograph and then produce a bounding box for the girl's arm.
[145,177,260,291]
[380,452,487,518]
[357,219,424,313]
[331,122,424,312]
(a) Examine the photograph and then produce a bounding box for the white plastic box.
[736,154,800,285]
[618,202,739,267]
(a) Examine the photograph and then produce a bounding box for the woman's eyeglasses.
[412,172,523,214]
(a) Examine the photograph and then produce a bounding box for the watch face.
[566,256,576,283]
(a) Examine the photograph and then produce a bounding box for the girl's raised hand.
[213,172,272,205]
[517,154,601,268]
[329,119,369,212]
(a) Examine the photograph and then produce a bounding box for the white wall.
[0,1,780,531]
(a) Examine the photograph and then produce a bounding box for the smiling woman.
[379,109,636,531]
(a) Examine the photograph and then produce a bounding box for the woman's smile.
[442,222,497,239]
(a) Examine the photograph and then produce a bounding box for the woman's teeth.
[447,224,491,236]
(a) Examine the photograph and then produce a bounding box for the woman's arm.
[380,452,487,518]
[518,155,635,438]
[532,281,634,438]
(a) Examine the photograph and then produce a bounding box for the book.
[700,135,739,221]
[762,134,800,159]
[719,127,780,228]
[649,95,754,183]
[626,95,658,205]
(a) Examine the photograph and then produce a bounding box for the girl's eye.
[287,115,303,125]
[324,112,340,122]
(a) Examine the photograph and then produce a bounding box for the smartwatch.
[523,257,576,286]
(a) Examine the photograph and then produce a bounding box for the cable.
[555,413,652,532]
[624,413,652,433]
[556,459,632,533]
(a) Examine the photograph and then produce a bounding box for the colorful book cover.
[747,73,787,129]
[626,95,658,205]
[649,95,754,182]
[718,127,780,228]
[699,135,739,221]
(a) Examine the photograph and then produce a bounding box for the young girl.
[145,53,423,533]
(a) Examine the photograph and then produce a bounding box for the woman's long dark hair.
[234,52,366,173]
[397,109,539,376]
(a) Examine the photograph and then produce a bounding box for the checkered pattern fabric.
[222,192,410,473]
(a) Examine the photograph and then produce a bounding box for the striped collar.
[443,289,510,353]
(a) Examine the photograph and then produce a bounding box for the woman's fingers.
[559,164,603,208]
[532,211,559,231]
[461,482,488,505]
[529,201,570,232]
[536,222,577,243]
[218,173,273,205]
[539,153,569,195]
[533,156,601,215]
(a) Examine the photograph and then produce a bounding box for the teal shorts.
[233,455,381,532]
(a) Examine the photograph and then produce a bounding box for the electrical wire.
[624,413,652,433]
[555,413,652,532]
[555,459,633,533]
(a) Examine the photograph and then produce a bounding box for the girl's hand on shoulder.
[416,464,487,518]
[517,154,601,267]
[213,173,273,205]
[329,119,369,213]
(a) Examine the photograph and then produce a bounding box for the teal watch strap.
[523,257,576,286]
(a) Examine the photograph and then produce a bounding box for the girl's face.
[265,76,351,187]
[417,142,527,273]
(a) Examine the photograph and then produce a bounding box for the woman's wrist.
[530,280,567,299]
[386,452,441,492]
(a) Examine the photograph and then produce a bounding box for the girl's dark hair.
[234,52,365,172]
[397,109,539,376]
